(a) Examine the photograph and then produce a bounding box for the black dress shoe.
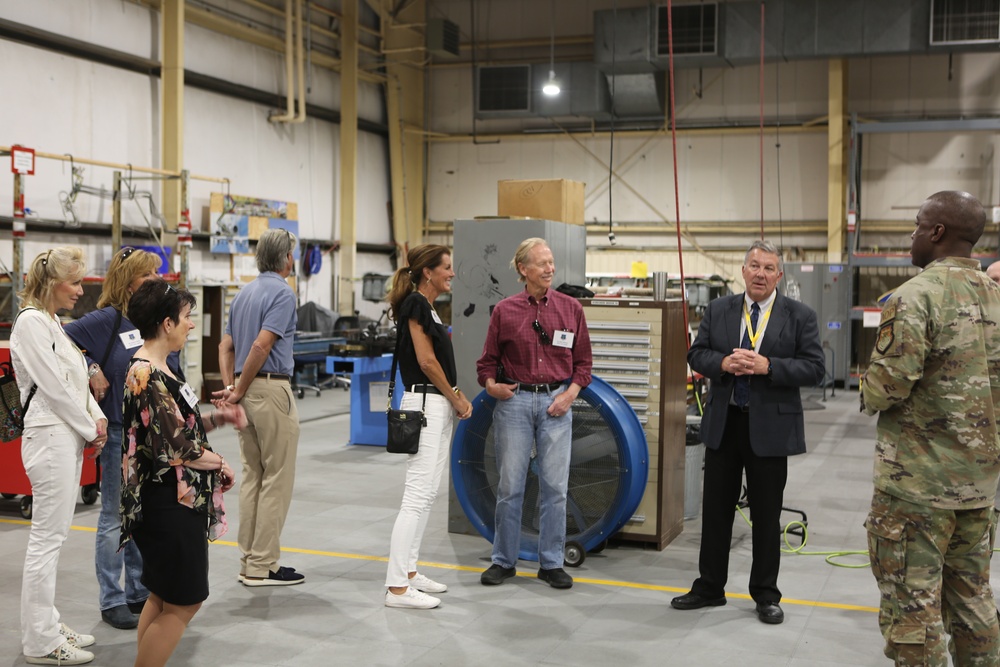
[102,604,139,629]
[480,563,516,585]
[670,592,727,610]
[537,567,573,589]
[755,601,784,624]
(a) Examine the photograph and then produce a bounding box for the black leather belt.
[409,384,443,396]
[516,381,565,393]
[243,373,290,382]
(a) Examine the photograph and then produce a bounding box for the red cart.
[0,344,99,519]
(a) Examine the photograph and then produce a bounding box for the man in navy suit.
[671,240,825,624]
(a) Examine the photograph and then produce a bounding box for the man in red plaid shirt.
[476,238,592,590]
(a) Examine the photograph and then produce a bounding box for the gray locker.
[780,262,848,386]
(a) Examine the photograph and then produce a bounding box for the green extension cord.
[735,505,870,569]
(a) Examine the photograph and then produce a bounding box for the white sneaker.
[384,587,440,609]
[25,640,94,665]
[409,572,448,593]
[59,624,96,648]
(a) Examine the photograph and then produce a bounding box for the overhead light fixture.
[543,0,560,97]
[543,71,560,96]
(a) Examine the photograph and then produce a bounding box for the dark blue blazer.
[688,291,825,457]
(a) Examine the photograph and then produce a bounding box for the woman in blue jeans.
[64,247,164,630]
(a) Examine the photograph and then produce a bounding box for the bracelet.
[452,386,461,395]
[225,384,235,392]
[218,453,226,471]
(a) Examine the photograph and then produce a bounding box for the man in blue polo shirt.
[217,228,303,586]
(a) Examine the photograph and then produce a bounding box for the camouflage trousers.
[865,489,1000,667]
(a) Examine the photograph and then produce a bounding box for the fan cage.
[451,376,648,561]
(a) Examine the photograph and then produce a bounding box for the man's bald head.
[924,191,987,245]
[987,261,1000,284]
[911,191,987,267]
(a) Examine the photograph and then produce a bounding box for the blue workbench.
[326,354,403,446]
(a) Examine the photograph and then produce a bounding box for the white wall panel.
[0,0,156,60]
[0,41,155,227]
[0,5,390,313]
[428,131,828,225]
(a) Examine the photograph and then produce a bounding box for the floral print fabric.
[119,358,227,547]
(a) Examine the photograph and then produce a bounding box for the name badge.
[179,383,199,409]
[553,330,575,348]
[431,310,443,325]
[120,329,143,349]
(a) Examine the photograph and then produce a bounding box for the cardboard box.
[497,179,585,225]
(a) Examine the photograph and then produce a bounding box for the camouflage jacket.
[861,256,1000,509]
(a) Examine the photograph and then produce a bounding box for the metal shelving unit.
[844,115,1000,386]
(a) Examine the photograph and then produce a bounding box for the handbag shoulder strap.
[11,307,51,419]
[387,312,427,412]
[98,308,124,369]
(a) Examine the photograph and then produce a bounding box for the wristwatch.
[225,384,235,392]
[88,363,100,379]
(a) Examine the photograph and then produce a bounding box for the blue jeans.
[95,426,147,611]
[492,386,572,570]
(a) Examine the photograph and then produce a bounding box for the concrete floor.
[0,384,950,666]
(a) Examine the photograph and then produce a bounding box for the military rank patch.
[875,322,895,354]
[880,302,896,324]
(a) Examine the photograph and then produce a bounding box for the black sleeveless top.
[396,292,457,388]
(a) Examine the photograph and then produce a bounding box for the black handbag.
[385,332,427,454]
[0,309,42,442]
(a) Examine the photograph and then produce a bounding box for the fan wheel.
[564,540,586,568]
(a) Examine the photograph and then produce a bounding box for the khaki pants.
[237,377,300,577]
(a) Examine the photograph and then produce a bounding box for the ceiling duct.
[477,62,614,119]
[427,17,460,58]
[534,62,613,119]
[930,0,1000,45]
[476,64,533,116]
[594,0,996,74]
[655,2,719,57]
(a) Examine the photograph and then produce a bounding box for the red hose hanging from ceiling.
[665,0,691,346]
[759,1,766,240]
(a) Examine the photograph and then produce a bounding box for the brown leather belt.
[239,372,291,382]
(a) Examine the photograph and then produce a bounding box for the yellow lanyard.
[743,302,773,350]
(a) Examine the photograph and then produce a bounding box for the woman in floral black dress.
[119,279,244,667]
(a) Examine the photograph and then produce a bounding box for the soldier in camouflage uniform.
[862,190,1000,666]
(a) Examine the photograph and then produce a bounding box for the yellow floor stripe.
[0,518,879,613]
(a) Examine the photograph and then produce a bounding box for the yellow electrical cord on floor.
[735,505,871,569]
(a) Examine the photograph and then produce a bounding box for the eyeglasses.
[40,249,53,274]
[164,283,175,296]
[120,247,136,261]
[532,320,551,345]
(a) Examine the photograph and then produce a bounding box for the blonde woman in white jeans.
[383,245,472,609]
[13,247,108,666]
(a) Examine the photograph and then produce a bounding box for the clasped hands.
[725,349,769,377]
[454,396,473,420]
[87,418,109,459]
[210,401,249,431]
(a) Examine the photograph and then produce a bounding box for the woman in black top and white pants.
[383,245,472,609]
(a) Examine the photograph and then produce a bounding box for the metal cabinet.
[581,298,687,550]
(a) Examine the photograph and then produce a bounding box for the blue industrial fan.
[451,376,648,566]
